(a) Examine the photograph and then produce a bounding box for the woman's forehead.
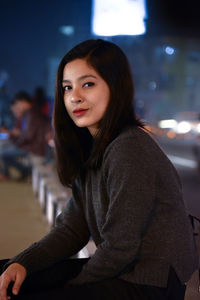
[63,59,98,80]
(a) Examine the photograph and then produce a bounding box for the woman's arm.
[5,179,90,275]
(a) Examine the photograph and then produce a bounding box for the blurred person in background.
[32,86,50,118]
[32,86,54,163]
[0,91,51,181]
[0,39,198,300]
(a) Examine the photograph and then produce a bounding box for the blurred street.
[156,136,200,218]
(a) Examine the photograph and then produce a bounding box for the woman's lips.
[73,108,89,117]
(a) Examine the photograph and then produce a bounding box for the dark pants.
[0,259,186,300]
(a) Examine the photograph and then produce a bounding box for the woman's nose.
[71,89,83,103]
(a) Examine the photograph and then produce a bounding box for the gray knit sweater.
[8,126,199,288]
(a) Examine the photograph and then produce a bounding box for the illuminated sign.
[92,0,147,36]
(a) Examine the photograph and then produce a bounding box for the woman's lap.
[14,278,186,300]
[0,259,186,300]
[13,278,166,300]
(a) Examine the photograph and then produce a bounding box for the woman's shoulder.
[105,126,158,153]
[102,125,167,168]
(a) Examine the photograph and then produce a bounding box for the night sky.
[1,0,200,99]
[0,0,92,98]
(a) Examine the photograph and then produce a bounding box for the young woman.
[0,39,198,300]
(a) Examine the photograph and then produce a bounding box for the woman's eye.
[83,82,94,88]
[63,85,72,92]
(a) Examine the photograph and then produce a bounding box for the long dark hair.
[53,39,143,187]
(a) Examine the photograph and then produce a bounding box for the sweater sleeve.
[70,135,157,284]
[5,179,90,275]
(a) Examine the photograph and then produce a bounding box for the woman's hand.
[0,263,27,300]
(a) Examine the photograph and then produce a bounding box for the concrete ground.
[0,180,199,299]
[0,181,49,259]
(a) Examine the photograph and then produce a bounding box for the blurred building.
[1,0,200,123]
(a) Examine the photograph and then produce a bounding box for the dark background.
[147,0,200,36]
[1,0,200,98]
[0,0,91,97]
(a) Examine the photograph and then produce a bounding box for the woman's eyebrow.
[79,74,97,81]
[62,74,97,84]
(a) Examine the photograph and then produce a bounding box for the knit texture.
[8,126,199,288]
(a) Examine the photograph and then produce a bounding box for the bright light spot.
[165,46,175,55]
[92,0,147,36]
[197,123,200,133]
[59,26,74,36]
[167,130,176,139]
[158,119,177,129]
[176,121,191,134]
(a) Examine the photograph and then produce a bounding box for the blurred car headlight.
[158,119,177,129]
[176,121,191,134]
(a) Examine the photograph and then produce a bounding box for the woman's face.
[62,59,110,136]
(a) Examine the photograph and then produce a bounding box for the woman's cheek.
[64,99,70,114]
